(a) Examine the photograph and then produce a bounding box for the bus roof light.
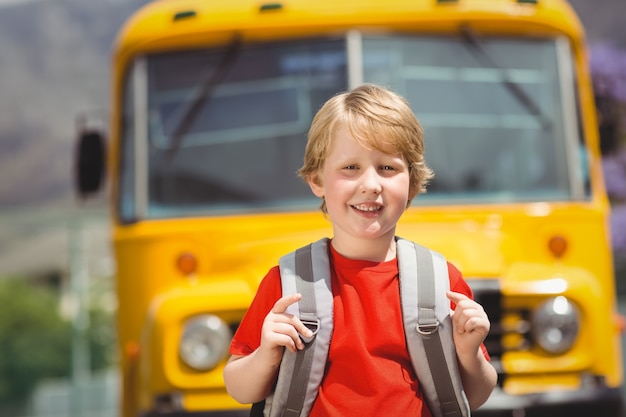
[259,3,283,12]
[173,10,197,21]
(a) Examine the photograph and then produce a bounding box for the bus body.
[76,0,624,416]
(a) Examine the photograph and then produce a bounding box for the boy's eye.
[344,165,358,170]
[381,165,395,171]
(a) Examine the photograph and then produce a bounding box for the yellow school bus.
[75,0,624,416]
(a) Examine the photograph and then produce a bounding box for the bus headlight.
[179,314,232,371]
[531,296,579,354]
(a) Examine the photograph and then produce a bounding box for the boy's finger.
[446,291,469,304]
[272,293,302,314]
[296,321,314,339]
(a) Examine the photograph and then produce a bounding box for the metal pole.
[69,219,91,416]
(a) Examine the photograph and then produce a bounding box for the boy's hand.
[260,294,314,358]
[447,291,490,356]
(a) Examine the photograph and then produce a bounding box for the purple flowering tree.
[593,43,626,268]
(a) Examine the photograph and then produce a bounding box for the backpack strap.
[264,238,333,417]
[396,238,471,417]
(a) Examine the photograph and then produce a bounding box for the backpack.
[253,237,471,417]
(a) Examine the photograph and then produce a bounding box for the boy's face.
[308,124,411,244]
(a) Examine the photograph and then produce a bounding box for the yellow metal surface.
[504,373,583,395]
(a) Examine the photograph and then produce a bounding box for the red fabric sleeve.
[448,262,490,361]
[229,266,282,356]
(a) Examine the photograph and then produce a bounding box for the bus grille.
[468,278,507,385]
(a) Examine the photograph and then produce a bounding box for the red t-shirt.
[230,243,487,417]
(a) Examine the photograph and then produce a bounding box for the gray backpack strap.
[265,238,333,417]
[397,239,471,417]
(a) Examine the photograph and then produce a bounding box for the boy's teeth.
[353,204,380,212]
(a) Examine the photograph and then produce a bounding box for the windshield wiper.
[166,34,243,160]
[460,25,552,130]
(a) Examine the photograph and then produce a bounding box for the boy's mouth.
[351,203,383,212]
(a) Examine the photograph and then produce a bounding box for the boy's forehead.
[328,125,403,158]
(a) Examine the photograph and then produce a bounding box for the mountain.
[0,0,148,208]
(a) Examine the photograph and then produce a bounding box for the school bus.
[75,0,624,416]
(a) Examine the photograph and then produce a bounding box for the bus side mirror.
[75,129,106,198]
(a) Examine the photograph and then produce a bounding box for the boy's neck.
[330,233,397,262]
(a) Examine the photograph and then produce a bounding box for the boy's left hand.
[447,291,490,356]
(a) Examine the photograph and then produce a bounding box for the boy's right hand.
[260,293,314,357]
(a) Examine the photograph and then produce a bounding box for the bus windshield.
[118,33,586,221]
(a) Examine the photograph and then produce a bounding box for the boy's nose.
[360,168,382,194]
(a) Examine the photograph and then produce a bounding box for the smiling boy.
[223,84,497,416]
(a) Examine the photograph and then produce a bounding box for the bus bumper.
[475,385,625,417]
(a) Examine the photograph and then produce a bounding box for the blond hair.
[298,84,433,212]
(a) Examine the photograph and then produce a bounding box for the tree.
[0,277,116,410]
[0,278,72,407]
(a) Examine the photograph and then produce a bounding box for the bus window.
[119,39,348,221]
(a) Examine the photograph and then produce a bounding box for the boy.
[223,84,497,416]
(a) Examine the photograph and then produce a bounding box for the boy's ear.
[307,175,325,198]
